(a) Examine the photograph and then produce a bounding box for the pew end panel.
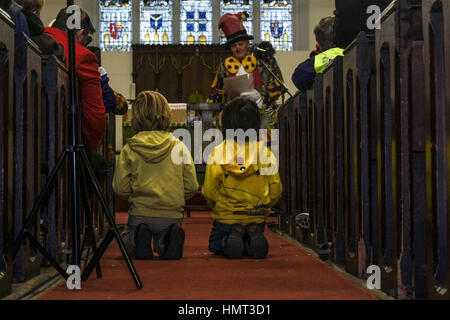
[0,7,15,298]
[422,0,450,300]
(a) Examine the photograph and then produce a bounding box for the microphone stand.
[257,58,292,107]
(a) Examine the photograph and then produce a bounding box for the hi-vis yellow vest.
[314,48,345,74]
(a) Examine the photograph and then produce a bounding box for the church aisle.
[36,212,378,300]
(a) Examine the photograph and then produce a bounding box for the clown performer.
[207,12,285,132]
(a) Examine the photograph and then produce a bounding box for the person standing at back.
[291,16,344,91]
[333,0,393,49]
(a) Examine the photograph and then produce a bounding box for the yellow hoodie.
[113,131,199,219]
[202,140,283,225]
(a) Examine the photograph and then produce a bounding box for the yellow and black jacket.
[202,139,283,225]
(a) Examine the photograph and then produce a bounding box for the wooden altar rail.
[0,9,114,298]
[278,0,449,299]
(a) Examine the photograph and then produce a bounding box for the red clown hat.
[218,12,254,47]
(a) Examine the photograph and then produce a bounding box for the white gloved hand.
[98,66,107,77]
[240,89,263,109]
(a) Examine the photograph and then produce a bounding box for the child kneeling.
[202,98,283,259]
[113,91,198,259]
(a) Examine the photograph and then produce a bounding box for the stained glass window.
[180,0,213,45]
[140,0,173,45]
[220,0,253,44]
[99,0,132,51]
[260,0,293,51]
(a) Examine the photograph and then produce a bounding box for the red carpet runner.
[37,212,378,300]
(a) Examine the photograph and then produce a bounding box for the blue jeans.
[208,221,266,257]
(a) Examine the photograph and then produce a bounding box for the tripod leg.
[81,229,113,282]
[79,149,142,289]
[25,231,69,279]
[84,209,103,279]
[11,150,68,257]
[69,150,82,268]
[79,166,103,278]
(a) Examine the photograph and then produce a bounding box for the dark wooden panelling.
[0,8,15,298]
[423,0,450,300]
[132,45,229,102]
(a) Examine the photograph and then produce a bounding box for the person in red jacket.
[45,7,106,151]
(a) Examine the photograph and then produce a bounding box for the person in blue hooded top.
[292,16,344,92]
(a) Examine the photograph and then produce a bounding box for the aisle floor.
[37,212,378,300]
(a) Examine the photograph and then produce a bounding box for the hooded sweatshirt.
[113,131,199,219]
[202,140,282,225]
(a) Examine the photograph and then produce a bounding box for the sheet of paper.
[223,75,252,97]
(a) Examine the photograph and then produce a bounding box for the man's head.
[52,6,95,47]
[314,16,335,52]
[230,40,250,60]
[15,0,44,16]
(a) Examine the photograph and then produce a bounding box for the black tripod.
[251,43,293,104]
[259,59,292,105]
[10,2,142,289]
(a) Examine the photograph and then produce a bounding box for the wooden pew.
[278,92,310,242]
[275,0,448,300]
[12,32,42,282]
[286,95,297,238]
[293,93,308,244]
[375,0,424,298]
[341,32,378,278]
[0,16,114,296]
[24,34,42,278]
[280,92,308,241]
[40,55,69,264]
[277,95,288,232]
[322,55,345,265]
[306,75,330,258]
[0,8,15,298]
[422,0,450,300]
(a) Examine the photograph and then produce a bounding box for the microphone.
[251,45,267,53]
[250,42,276,61]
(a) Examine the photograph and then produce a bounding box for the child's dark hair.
[221,98,260,135]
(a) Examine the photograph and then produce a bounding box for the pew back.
[0,8,15,298]
[0,11,114,297]
[277,0,449,299]
[422,0,450,300]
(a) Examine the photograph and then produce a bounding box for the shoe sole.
[249,235,268,259]
[163,226,185,260]
[224,234,245,259]
[134,227,153,260]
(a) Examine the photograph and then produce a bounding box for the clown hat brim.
[225,30,254,47]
